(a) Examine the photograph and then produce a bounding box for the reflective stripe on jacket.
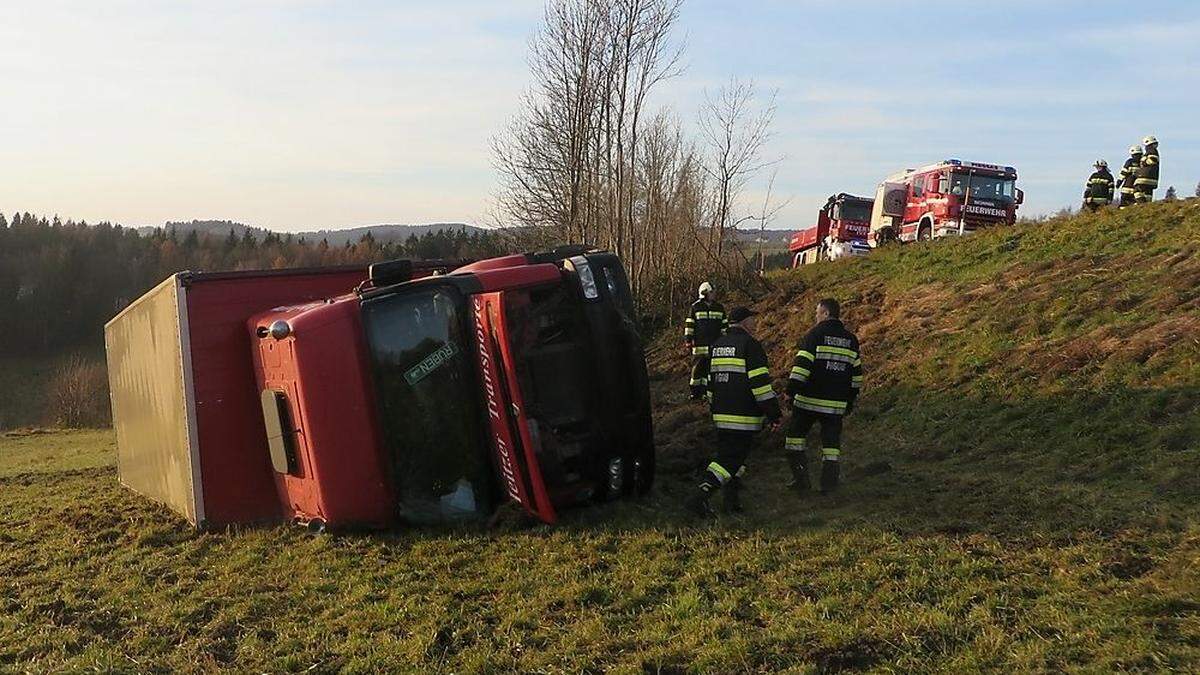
[786,318,862,416]
[1119,156,1141,193]
[1084,169,1114,203]
[708,326,780,431]
[684,298,727,346]
[1136,147,1160,189]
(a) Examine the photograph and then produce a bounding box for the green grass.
[2,202,1200,671]
[0,429,116,478]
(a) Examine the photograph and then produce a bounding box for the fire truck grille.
[963,214,1005,231]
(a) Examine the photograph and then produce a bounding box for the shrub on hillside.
[47,355,110,428]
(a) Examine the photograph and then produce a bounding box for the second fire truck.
[869,159,1022,246]
[788,193,874,267]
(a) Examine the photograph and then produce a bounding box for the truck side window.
[938,174,949,194]
[912,178,924,197]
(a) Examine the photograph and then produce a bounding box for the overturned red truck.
[788,193,874,267]
[105,248,654,530]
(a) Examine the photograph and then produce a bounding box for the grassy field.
[2,202,1199,672]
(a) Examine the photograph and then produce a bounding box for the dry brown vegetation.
[46,354,110,428]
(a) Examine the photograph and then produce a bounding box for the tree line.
[0,212,502,355]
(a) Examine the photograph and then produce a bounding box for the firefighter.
[1134,135,1160,204]
[686,306,781,516]
[1118,145,1143,208]
[1082,160,1114,211]
[683,281,728,400]
[783,298,862,494]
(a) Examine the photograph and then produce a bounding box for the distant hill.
[734,227,797,244]
[144,220,486,245]
[297,223,485,246]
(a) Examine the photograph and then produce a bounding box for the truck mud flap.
[472,293,558,524]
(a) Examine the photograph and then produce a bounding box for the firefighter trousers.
[702,429,757,488]
[1134,186,1154,203]
[1119,190,1138,208]
[689,352,711,395]
[783,409,843,464]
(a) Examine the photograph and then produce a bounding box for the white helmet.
[1094,159,1108,168]
[698,281,713,297]
[1129,144,1143,155]
[1142,135,1158,146]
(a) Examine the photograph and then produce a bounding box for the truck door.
[472,291,560,524]
[905,174,926,226]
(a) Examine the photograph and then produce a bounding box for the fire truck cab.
[869,159,1022,246]
[248,248,654,529]
[788,193,874,267]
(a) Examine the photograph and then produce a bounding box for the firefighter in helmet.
[1118,145,1142,208]
[1082,159,1114,211]
[686,306,780,516]
[684,281,728,400]
[1134,135,1160,203]
[784,298,862,494]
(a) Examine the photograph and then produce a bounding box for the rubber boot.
[685,483,715,517]
[819,460,840,494]
[722,477,743,514]
[786,452,809,493]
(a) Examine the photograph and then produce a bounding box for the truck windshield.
[362,286,493,524]
[833,200,873,222]
[948,173,1015,200]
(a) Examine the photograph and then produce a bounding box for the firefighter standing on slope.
[683,281,728,400]
[1134,135,1160,203]
[1082,160,1114,211]
[784,298,862,494]
[1118,145,1143,209]
[686,306,781,516]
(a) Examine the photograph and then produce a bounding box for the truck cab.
[249,249,654,529]
[869,159,1022,246]
[788,193,874,266]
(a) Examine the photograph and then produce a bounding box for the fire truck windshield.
[833,200,873,222]
[948,173,1016,201]
[361,286,494,524]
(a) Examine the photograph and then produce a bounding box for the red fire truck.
[106,249,654,530]
[869,159,1022,246]
[788,193,874,267]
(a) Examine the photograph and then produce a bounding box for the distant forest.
[0,212,503,355]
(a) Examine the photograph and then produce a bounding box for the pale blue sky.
[1,1,1196,231]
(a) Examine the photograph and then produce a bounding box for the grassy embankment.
[2,201,1198,671]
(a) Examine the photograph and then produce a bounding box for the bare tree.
[494,0,778,319]
[698,78,778,256]
[749,169,791,275]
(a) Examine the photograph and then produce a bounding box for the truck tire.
[918,222,932,241]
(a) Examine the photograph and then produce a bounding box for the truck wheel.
[918,223,932,241]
